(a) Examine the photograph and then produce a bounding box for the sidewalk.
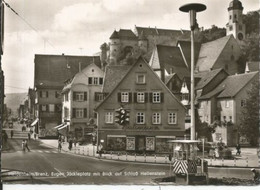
[41,139,259,168]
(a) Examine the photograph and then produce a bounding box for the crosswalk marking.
[29,150,59,154]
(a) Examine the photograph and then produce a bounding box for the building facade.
[34,54,101,138]
[96,57,186,153]
[197,71,258,146]
[61,63,104,142]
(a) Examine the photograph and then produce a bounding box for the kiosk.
[168,140,208,185]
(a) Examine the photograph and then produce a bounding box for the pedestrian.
[34,133,36,139]
[68,138,72,151]
[11,130,14,138]
[73,137,77,147]
[24,139,30,152]
[22,140,25,151]
[251,168,260,183]
[28,133,31,141]
[236,143,241,156]
[58,140,62,152]
[98,143,103,158]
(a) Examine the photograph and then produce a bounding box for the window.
[152,113,161,124]
[41,105,47,111]
[65,93,69,101]
[234,14,237,20]
[99,77,103,85]
[241,99,246,107]
[229,26,233,31]
[75,92,84,101]
[121,92,129,103]
[136,112,145,124]
[76,109,84,118]
[93,77,99,85]
[153,92,160,103]
[49,104,55,112]
[55,91,60,98]
[105,112,113,124]
[137,92,145,103]
[168,113,177,124]
[88,77,93,85]
[40,91,48,98]
[136,74,145,84]
[95,92,104,101]
[229,15,232,20]
[225,100,230,108]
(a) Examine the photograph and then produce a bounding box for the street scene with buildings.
[0,0,259,187]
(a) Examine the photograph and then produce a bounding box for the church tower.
[226,0,246,43]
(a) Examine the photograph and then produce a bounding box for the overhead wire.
[2,0,56,49]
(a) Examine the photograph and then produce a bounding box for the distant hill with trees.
[4,93,27,117]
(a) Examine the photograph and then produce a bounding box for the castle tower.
[109,30,120,65]
[226,0,246,43]
[100,43,108,70]
[138,31,148,54]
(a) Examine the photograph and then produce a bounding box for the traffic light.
[115,107,130,125]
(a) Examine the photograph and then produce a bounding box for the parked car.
[197,142,214,153]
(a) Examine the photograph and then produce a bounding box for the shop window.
[146,137,155,151]
[107,136,126,151]
[126,137,135,150]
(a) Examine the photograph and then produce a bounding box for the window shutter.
[94,92,98,101]
[84,92,88,101]
[161,92,164,103]
[73,92,76,101]
[118,92,121,102]
[149,92,153,103]
[72,108,76,118]
[39,105,42,111]
[39,91,42,98]
[99,78,103,85]
[84,108,87,118]
[145,92,148,103]
[46,91,49,98]
[129,92,132,103]
[134,92,137,103]
[46,105,49,112]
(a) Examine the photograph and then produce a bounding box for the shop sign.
[125,125,159,130]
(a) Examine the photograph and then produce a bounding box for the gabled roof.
[110,29,138,40]
[34,54,101,89]
[102,65,131,93]
[165,73,176,85]
[199,71,258,99]
[177,40,201,68]
[96,56,186,110]
[135,26,189,38]
[195,35,235,71]
[151,45,190,79]
[195,68,227,90]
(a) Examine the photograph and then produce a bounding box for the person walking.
[68,138,72,151]
[28,132,31,141]
[34,133,36,139]
[73,137,77,147]
[236,143,241,156]
[24,139,30,152]
[58,140,62,152]
[22,140,25,151]
[11,130,14,139]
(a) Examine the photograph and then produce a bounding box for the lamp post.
[179,3,206,140]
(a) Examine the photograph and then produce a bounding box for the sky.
[2,0,259,94]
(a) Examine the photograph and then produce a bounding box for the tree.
[240,80,259,146]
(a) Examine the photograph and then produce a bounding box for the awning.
[54,123,64,129]
[30,118,39,126]
[58,124,68,130]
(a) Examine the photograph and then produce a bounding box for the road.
[2,138,170,184]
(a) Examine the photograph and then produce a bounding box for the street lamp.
[179,3,206,140]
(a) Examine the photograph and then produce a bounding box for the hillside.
[4,93,27,116]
